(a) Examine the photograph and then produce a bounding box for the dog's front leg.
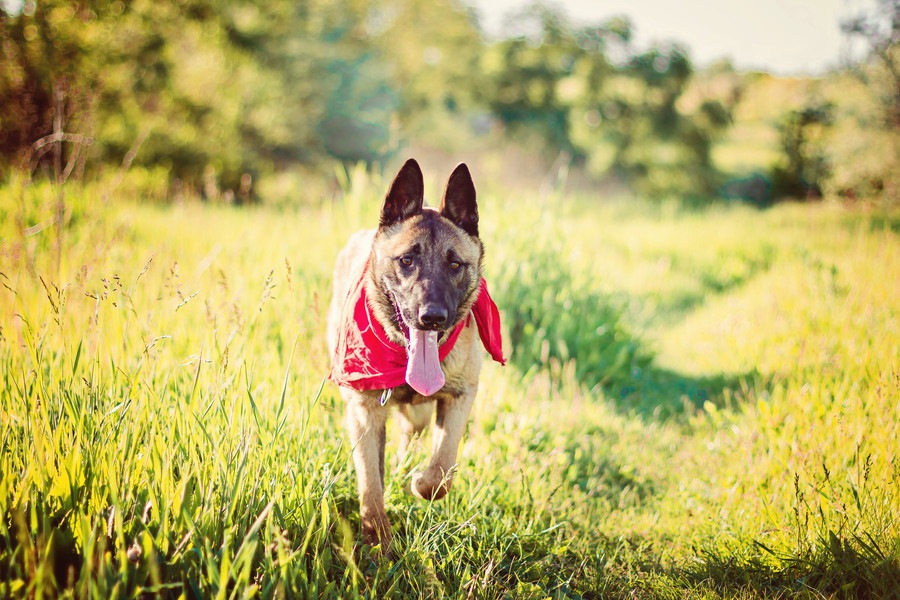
[411,389,475,501]
[345,396,391,549]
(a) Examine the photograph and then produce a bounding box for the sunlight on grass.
[0,179,897,598]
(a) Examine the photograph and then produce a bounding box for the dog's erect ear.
[380,159,424,228]
[440,163,478,237]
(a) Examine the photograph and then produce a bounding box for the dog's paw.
[411,469,452,501]
[360,509,392,553]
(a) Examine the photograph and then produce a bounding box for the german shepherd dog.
[327,159,504,549]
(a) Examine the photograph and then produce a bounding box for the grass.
[0,175,898,598]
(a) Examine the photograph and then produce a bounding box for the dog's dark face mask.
[384,213,480,332]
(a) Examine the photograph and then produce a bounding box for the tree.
[0,0,109,171]
[771,104,833,199]
[477,3,733,198]
[831,0,898,201]
[0,0,488,194]
[480,4,581,158]
[841,0,900,128]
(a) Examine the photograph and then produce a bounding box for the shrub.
[491,228,651,390]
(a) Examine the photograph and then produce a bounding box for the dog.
[326,158,505,550]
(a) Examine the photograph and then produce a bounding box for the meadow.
[0,173,898,599]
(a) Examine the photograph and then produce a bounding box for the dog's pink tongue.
[405,329,445,396]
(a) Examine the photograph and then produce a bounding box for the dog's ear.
[380,159,424,228]
[440,163,478,237]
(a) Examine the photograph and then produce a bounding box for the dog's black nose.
[419,306,448,328]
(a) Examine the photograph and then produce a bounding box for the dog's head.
[369,158,484,344]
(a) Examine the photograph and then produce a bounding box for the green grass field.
[1,176,898,599]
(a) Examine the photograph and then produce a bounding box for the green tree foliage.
[841,0,899,129]
[831,0,899,201]
[771,104,833,199]
[602,43,733,198]
[369,0,483,117]
[481,4,597,158]
[0,0,109,166]
[1,0,294,192]
[8,0,840,203]
[0,0,488,194]
[4,0,895,203]
[480,3,734,198]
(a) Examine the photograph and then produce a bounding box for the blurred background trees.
[1,0,896,203]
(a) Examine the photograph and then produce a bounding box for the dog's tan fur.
[326,159,486,549]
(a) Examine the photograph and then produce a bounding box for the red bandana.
[331,270,505,392]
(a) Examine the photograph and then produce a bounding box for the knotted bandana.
[331,268,505,394]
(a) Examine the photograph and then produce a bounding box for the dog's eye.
[399,256,413,267]
[449,261,462,271]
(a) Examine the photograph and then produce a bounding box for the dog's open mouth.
[390,295,448,396]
